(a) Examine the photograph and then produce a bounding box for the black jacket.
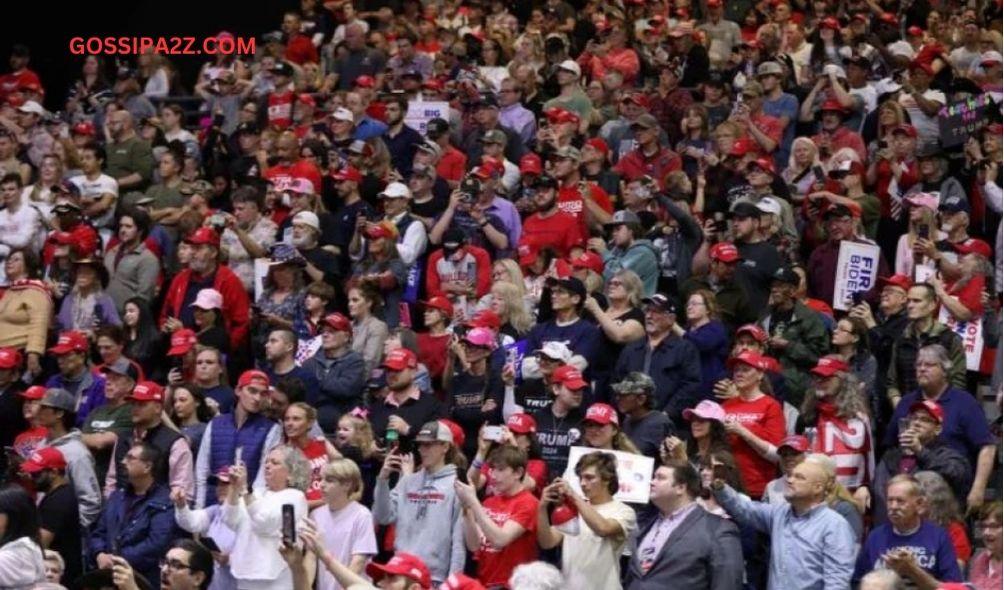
[614,335,702,427]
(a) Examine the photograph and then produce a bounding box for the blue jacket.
[46,371,106,428]
[302,348,367,433]
[614,334,702,426]
[602,239,660,296]
[89,483,178,585]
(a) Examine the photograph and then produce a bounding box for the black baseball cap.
[642,293,678,314]
[771,266,800,285]
[545,276,586,299]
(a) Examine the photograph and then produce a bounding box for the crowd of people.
[0,0,1001,589]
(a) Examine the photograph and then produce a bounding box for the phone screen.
[281,504,296,544]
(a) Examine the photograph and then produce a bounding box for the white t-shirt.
[899,89,946,143]
[311,501,378,590]
[70,173,119,229]
[561,499,638,590]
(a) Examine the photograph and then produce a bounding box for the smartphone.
[918,223,930,240]
[713,212,727,234]
[851,291,864,306]
[483,425,504,442]
[281,504,296,544]
[234,446,243,465]
[812,165,826,183]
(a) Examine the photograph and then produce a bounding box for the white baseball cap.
[17,101,45,116]
[557,60,581,78]
[535,341,573,362]
[379,182,412,200]
[330,107,354,123]
[755,197,782,216]
[292,211,320,232]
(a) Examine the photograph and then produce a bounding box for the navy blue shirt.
[884,387,994,465]
[853,521,962,585]
[266,364,320,401]
[383,124,423,177]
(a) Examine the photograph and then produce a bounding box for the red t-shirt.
[947,520,972,562]
[416,332,450,379]
[286,35,319,65]
[268,90,297,130]
[475,490,539,587]
[749,113,783,152]
[557,182,613,240]
[520,210,583,258]
[264,160,323,194]
[299,438,329,502]
[722,394,786,497]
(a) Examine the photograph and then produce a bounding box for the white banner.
[405,100,450,136]
[562,446,654,504]
[833,241,882,311]
[939,304,984,371]
[914,264,936,284]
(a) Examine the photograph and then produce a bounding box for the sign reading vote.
[562,447,654,504]
[938,94,997,149]
[939,305,984,371]
[833,241,881,311]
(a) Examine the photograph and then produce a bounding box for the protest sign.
[562,447,654,504]
[939,305,984,371]
[938,93,996,149]
[406,100,450,136]
[833,241,881,311]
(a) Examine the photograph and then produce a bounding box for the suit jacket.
[626,505,744,590]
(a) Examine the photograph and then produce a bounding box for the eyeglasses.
[160,558,193,572]
[607,279,623,287]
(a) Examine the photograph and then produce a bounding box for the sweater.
[104,242,160,314]
[223,488,309,588]
[372,465,466,584]
[853,521,962,585]
[602,240,660,296]
[0,537,46,590]
[0,280,52,354]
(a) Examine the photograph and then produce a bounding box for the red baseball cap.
[467,309,501,331]
[747,157,775,174]
[891,124,918,138]
[321,312,352,332]
[909,399,944,423]
[735,324,768,343]
[621,93,650,109]
[544,107,580,125]
[879,12,898,25]
[237,370,270,389]
[583,137,609,155]
[519,153,543,175]
[584,402,619,426]
[820,99,849,114]
[709,242,741,263]
[552,365,588,390]
[20,447,67,474]
[0,347,21,369]
[820,17,841,30]
[440,573,487,590]
[331,166,363,183]
[810,355,850,377]
[420,296,454,317]
[778,435,810,453]
[570,251,604,275]
[72,121,96,136]
[382,348,418,371]
[354,75,376,89]
[439,419,465,449]
[879,274,912,293]
[128,381,165,403]
[906,26,925,37]
[517,242,538,266]
[729,137,759,157]
[366,552,431,588]
[727,350,778,372]
[167,328,198,356]
[707,0,723,7]
[49,331,89,355]
[364,221,399,241]
[953,238,992,258]
[184,227,221,248]
[19,385,46,400]
[506,413,537,435]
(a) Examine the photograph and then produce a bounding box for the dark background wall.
[0,1,284,110]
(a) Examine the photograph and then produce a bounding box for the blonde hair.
[787,137,820,173]
[493,281,533,335]
[613,270,644,308]
[321,458,365,502]
[493,259,526,296]
[338,413,379,459]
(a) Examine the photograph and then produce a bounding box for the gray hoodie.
[373,464,465,584]
[46,430,102,528]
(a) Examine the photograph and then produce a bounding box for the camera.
[459,176,482,201]
[209,213,227,232]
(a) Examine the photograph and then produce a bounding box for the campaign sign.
[833,241,881,311]
[939,305,983,371]
[504,339,528,382]
[938,93,996,149]
[562,446,654,504]
[406,100,450,136]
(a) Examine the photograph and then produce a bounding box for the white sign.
[405,100,450,136]
[939,304,984,371]
[562,446,654,504]
[914,264,936,284]
[833,241,882,311]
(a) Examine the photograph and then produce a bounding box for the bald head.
[108,110,134,141]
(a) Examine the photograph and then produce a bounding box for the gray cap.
[99,357,140,382]
[630,113,660,130]
[611,372,656,395]
[605,209,642,227]
[756,61,784,77]
[41,388,75,413]
[417,140,443,158]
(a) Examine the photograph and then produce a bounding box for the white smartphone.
[234,446,243,465]
[483,425,504,442]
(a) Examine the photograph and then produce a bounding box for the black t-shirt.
[39,483,81,584]
[623,411,674,460]
[593,306,645,379]
[533,405,585,478]
[411,192,450,224]
[517,378,552,415]
[446,370,503,457]
[736,240,783,312]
